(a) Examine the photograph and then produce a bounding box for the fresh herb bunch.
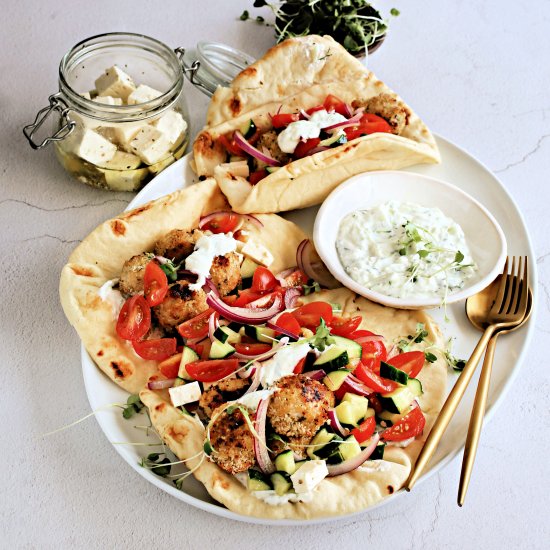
[244,0,400,55]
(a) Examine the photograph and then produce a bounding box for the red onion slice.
[206,292,283,325]
[326,433,380,476]
[240,214,263,229]
[234,131,281,167]
[304,146,330,157]
[299,109,311,119]
[340,374,373,397]
[284,287,302,309]
[323,110,363,131]
[243,362,262,395]
[303,369,326,381]
[254,396,276,474]
[275,267,298,287]
[148,378,177,390]
[386,345,399,360]
[296,239,340,289]
[208,311,220,342]
[234,338,288,361]
[328,409,350,437]
[266,320,300,340]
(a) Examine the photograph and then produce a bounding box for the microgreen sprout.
[309,318,335,351]
[122,394,144,419]
[302,280,321,295]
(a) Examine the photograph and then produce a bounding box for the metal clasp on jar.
[23,93,75,149]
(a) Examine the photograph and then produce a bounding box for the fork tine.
[515,256,529,317]
[502,256,518,314]
[492,256,509,312]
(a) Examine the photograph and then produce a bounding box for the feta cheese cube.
[102,167,149,192]
[290,460,328,494]
[94,65,136,101]
[93,95,123,106]
[152,109,187,144]
[127,84,163,105]
[96,150,141,170]
[240,239,274,267]
[71,128,117,165]
[98,123,143,148]
[129,126,171,165]
[168,382,202,407]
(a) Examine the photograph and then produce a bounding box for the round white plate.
[82,135,536,524]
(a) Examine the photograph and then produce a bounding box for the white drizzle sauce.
[336,201,477,300]
[97,279,125,317]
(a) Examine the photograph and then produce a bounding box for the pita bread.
[140,288,448,519]
[59,179,307,394]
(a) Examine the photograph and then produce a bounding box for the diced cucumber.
[274,450,296,475]
[378,386,416,414]
[209,339,236,359]
[173,378,185,387]
[244,325,276,344]
[331,336,362,361]
[323,369,350,391]
[341,393,370,422]
[247,469,271,491]
[377,405,414,427]
[314,346,349,372]
[314,440,343,459]
[177,346,199,381]
[227,322,243,333]
[307,428,336,459]
[335,401,358,426]
[380,361,409,385]
[240,119,257,140]
[370,442,386,458]
[407,377,424,396]
[326,448,344,464]
[339,435,362,461]
[213,325,241,345]
[319,132,348,147]
[240,257,258,278]
[270,472,292,496]
[265,166,280,174]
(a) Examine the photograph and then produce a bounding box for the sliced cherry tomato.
[143,261,168,306]
[234,343,272,356]
[232,288,263,307]
[132,338,177,361]
[246,288,285,309]
[271,112,300,128]
[177,308,214,340]
[354,362,398,393]
[367,394,384,415]
[218,133,243,156]
[351,416,376,444]
[305,104,325,116]
[158,352,182,379]
[381,404,426,442]
[323,94,349,116]
[293,138,321,159]
[283,269,309,287]
[249,169,268,185]
[330,315,362,337]
[186,342,204,358]
[387,351,426,379]
[273,312,302,336]
[116,295,151,341]
[344,113,392,141]
[251,266,278,293]
[200,212,240,234]
[185,359,239,383]
[293,356,306,374]
[349,330,387,371]
[292,301,333,329]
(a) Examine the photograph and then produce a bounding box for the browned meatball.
[119,253,151,295]
[353,92,410,135]
[252,130,291,170]
[209,252,242,296]
[153,281,208,330]
[208,407,256,474]
[199,378,250,418]
[154,229,202,262]
[267,374,335,440]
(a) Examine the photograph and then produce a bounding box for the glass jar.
[25,33,191,192]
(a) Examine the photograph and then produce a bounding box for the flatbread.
[59,179,307,394]
[193,35,439,214]
[140,288,448,519]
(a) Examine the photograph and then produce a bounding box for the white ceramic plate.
[82,135,536,525]
[313,171,507,309]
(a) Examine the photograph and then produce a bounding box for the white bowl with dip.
[313,171,507,309]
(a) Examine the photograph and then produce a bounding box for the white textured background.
[1,0,549,548]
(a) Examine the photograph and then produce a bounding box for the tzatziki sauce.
[336,201,477,300]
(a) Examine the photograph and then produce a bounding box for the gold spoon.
[459,274,533,505]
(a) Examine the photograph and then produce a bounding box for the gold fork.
[405,256,530,492]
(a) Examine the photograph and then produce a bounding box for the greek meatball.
[119,253,151,295]
[210,252,242,296]
[252,130,290,170]
[154,229,202,262]
[153,281,207,330]
[267,375,335,441]
[208,407,256,474]
[353,93,410,135]
[199,378,250,418]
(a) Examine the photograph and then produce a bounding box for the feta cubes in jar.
[51,33,190,191]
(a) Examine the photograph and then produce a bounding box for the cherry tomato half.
[249,169,268,185]
[234,343,272,356]
[158,352,182,379]
[272,312,302,337]
[143,261,168,307]
[381,405,426,442]
[218,133,243,156]
[330,315,362,337]
[116,295,151,341]
[251,266,278,293]
[293,138,321,159]
[292,301,333,329]
[323,94,349,116]
[271,112,300,128]
[351,416,376,444]
[387,351,426,379]
[283,269,309,287]
[305,105,325,116]
[200,212,241,234]
[231,289,263,307]
[349,330,387,371]
[293,356,307,374]
[185,359,240,383]
[344,113,392,141]
[132,338,177,361]
[354,362,398,393]
[177,308,214,340]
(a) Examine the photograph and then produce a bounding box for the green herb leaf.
[240,10,250,21]
[390,8,400,16]
[455,251,465,264]
[302,280,321,295]
[159,260,179,282]
[425,352,438,363]
[151,458,171,477]
[256,15,265,22]
[122,394,144,419]
[253,0,268,7]
[203,441,214,456]
[309,318,335,352]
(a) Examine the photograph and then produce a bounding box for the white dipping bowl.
[313,171,507,309]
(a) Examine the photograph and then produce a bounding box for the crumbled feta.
[290,460,328,493]
[236,389,276,411]
[127,84,163,105]
[240,240,273,267]
[93,95,123,106]
[94,65,136,101]
[153,109,187,144]
[168,381,202,407]
[96,150,141,170]
[129,126,172,165]
[72,128,117,165]
[260,343,311,387]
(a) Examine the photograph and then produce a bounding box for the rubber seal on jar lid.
[180,42,255,97]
